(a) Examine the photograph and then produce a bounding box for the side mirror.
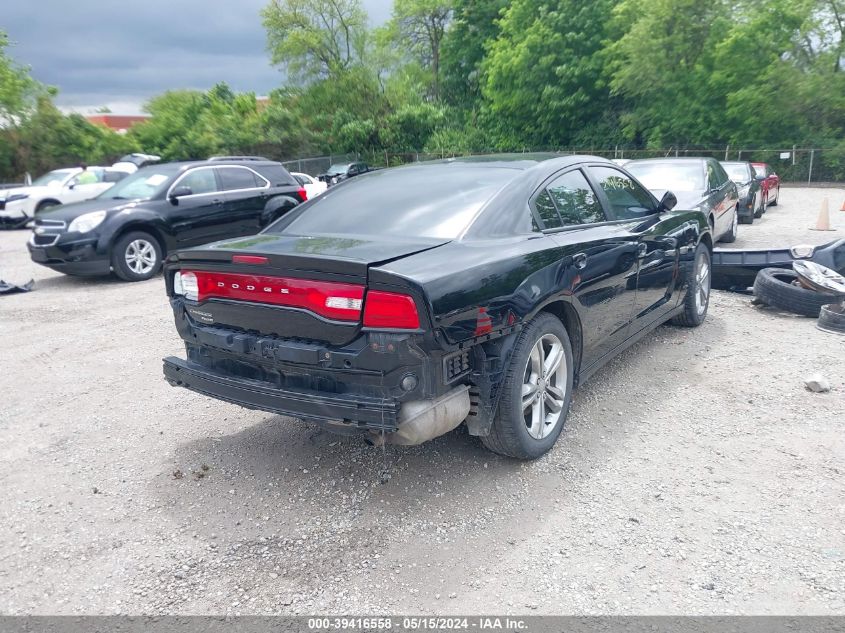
[169,185,193,204]
[68,183,76,190]
[658,191,677,212]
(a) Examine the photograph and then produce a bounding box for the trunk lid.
[172,233,446,345]
[176,234,445,280]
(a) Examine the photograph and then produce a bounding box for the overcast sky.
[3,0,393,114]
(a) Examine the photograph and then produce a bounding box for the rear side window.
[254,163,297,186]
[218,167,265,191]
[533,169,605,229]
[589,166,656,220]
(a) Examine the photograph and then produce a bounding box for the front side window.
[218,167,264,191]
[534,169,605,229]
[178,169,218,195]
[711,161,730,187]
[589,166,656,220]
[69,169,105,186]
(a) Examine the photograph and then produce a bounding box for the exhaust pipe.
[367,385,471,447]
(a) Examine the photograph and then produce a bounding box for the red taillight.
[297,187,308,201]
[232,255,269,265]
[363,291,420,330]
[184,270,364,321]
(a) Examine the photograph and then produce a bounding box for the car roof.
[422,153,613,170]
[627,157,711,164]
[160,160,284,172]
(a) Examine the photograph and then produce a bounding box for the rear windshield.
[266,165,517,239]
[626,161,705,192]
[722,163,750,182]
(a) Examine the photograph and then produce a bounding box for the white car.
[291,172,328,199]
[0,167,130,226]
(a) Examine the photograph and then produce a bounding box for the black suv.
[28,160,306,281]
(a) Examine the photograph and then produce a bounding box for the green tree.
[607,0,731,146]
[0,31,46,125]
[387,0,453,100]
[482,0,617,148]
[262,0,369,81]
[440,0,507,111]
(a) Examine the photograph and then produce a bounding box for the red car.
[751,162,780,207]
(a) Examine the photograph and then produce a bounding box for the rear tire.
[482,313,573,460]
[769,188,779,207]
[672,243,711,327]
[753,268,837,317]
[754,194,765,218]
[111,231,163,282]
[720,207,738,243]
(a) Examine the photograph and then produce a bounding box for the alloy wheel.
[695,250,711,315]
[521,334,568,440]
[125,239,157,275]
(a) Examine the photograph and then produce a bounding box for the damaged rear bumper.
[163,356,401,430]
[712,239,845,291]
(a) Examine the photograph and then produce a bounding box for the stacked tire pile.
[753,262,845,334]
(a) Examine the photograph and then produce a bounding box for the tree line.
[2,0,845,182]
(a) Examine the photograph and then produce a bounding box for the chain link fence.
[284,147,845,183]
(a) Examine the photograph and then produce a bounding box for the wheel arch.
[261,194,301,227]
[36,198,62,211]
[537,300,584,383]
[108,222,168,257]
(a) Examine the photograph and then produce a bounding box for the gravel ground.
[0,187,843,615]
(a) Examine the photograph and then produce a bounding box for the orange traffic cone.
[811,197,836,231]
[840,198,845,212]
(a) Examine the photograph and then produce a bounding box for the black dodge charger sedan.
[27,160,306,281]
[163,155,713,459]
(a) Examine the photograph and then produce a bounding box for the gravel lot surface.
[1,187,843,615]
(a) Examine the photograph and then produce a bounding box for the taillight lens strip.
[174,270,422,329]
[181,270,364,321]
[363,290,421,330]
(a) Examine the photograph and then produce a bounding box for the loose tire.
[753,268,838,317]
[672,243,711,327]
[817,303,845,335]
[720,207,738,243]
[111,231,163,282]
[482,313,573,459]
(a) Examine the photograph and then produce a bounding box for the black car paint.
[163,155,712,437]
[626,158,739,242]
[27,161,304,276]
[712,239,845,291]
[721,161,763,222]
[317,162,372,186]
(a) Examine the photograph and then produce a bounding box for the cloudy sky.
[4,0,393,114]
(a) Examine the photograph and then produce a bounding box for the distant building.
[85,114,150,134]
